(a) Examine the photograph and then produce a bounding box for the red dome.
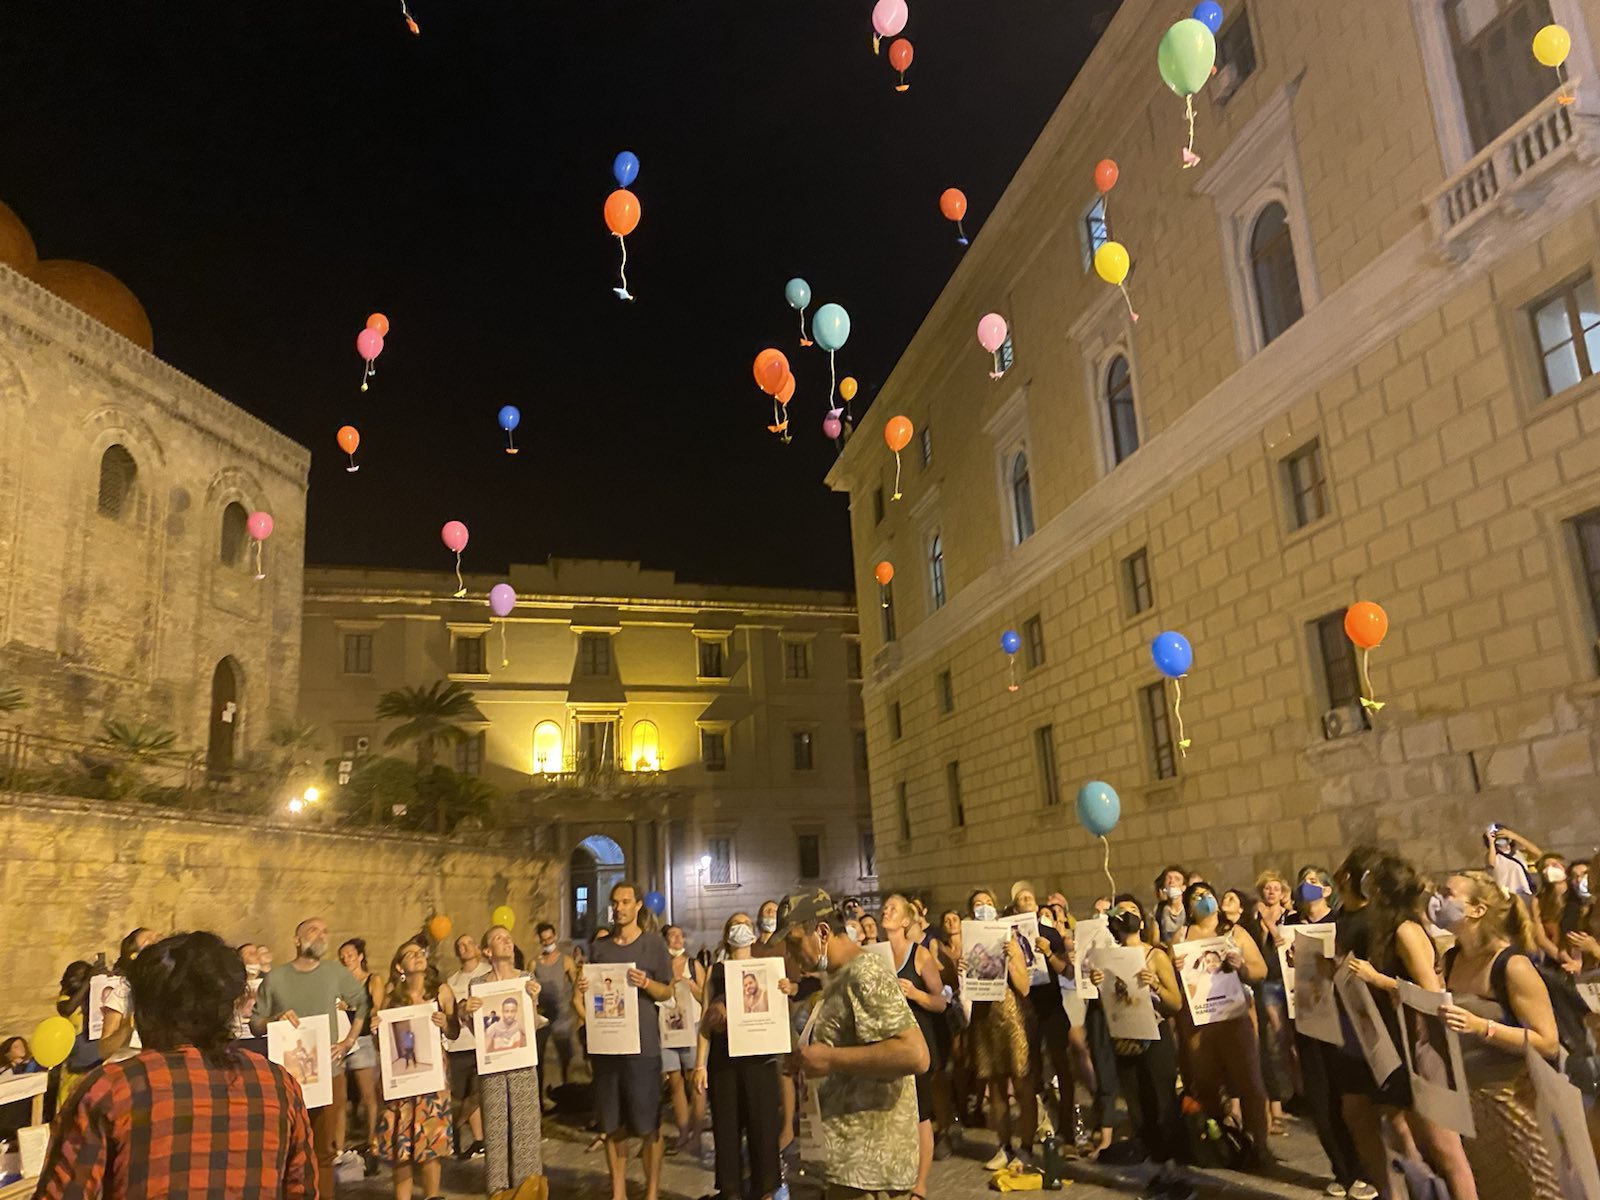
[0,201,38,277]
[33,259,153,352]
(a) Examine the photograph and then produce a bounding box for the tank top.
[896,941,943,1071]
[533,955,574,1026]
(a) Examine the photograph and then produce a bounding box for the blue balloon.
[1150,631,1193,679]
[643,890,667,916]
[785,277,811,311]
[1192,1,1223,34]
[497,405,521,432]
[612,150,640,188]
[812,303,851,353]
[1076,781,1121,838]
[1000,629,1021,656]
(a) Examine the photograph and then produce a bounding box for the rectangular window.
[455,731,485,777]
[1141,681,1178,781]
[897,781,911,841]
[1447,0,1557,151]
[342,634,373,675]
[929,536,947,610]
[1034,724,1060,807]
[783,641,811,680]
[698,638,726,679]
[792,730,815,771]
[701,729,727,772]
[872,487,885,525]
[707,836,733,885]
[860,829,877,880]
[577,721,616,771]
[1573,509,1600,673]
[1283,440,1328,530]
[1024,615,1046,669]
[845,640,863,681]
[1214,5,1257,94]
[1531,274,1600,397]
[937,669,954,714]
[919,426,933,468]
[946,761,965,828]
[1082,194,1109,267]
[579,633,612,676]
[453,634,486,675]
[889,700,903,741]
[1125,548,1153,615]
[853,729,869,772]
[882,582,897,642]
[997,334,1016,374]
[341,734,371,759]
[1314,611,1366,710]
[797,833,822,880]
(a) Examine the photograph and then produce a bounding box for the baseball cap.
[775,887,839,933]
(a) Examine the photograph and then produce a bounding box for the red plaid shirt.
[34,1045,316,1200]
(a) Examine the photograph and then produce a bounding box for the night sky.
[1,2,1100,591]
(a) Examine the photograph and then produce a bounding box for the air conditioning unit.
[1212,62,1241,105]
[1322,703,1369,742]
[355,736,371,754]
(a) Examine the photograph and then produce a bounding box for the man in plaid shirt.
[36,930,316,1200]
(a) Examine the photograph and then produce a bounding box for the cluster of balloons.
[827,376,858,440]
[498,405,521,455]
[976,312,1008,379]
[884,414,914,499]
[248,511,274,581]
[753,347,796,440]
[939,188,969,246]
[356,312,387,393]
[1345,600,1389,711]
[337,425,360,472]
[1533,23,1575,104]
[769,281,853,441]
[441,520,469,597]
[1158,4,1223,168]
[605,151,642,301]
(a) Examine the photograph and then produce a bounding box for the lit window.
[579,633,612,676]
[1125,548,1153,615]
[792,730,815,771]
[798,833,822,880]
[701,729,727,772]
[455,731,485,776]
[1011,452,1035,543]
[576,720,617,771]
[707,836,733,885]
[946,761,965,827]
[1034,725,1060,806]
[1141,681,1178,780]
[698,638,727,679]
[220,502,249,566]
[1571,508,1600,674]
[1283,440,1328,531]
[1447,0,1557,151]
[630,720,660,771]
[342,634,373,675]
[996,334,1016,374]
[783,640,811,680]
[454,635,486,675]
[929,535,947,610]
[1531,275,1600,397]
[97,445,136,519]
[1250,202,1304,345]
[532,721,563,773]
[1105,355,1140,465]
[937,669,954,714]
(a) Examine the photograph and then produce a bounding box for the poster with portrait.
[375,1003,446,1101]
[1526,1037,1600,1198]
[659,977,701,1051]
[87,974,118,1041]
[959,920,1011,1002]
[1176,936,1250,1026]
[1395,980,1473,1136]
[472,977,538,1076]
[1336,968,1403,1090]
[1293,930,1342,1044]
[1072,916,1114,1001]
[726,957,790,1057]
[583,963,640,1056]
[1088,944,1160,1041]
[1275,922,1334,1020]
[267,1018,334,1109]
[1005,912,1049,988]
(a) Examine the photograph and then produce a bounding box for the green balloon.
[1157,18,1216,97]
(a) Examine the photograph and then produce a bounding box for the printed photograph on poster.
[87,975,117,1041]
[659,978,700,1051]
[1275,921,1334,1020]
[1088,945,1160,1042]
[1175,936,1249,1026]
[375,1003,446,1101]
[959,920,1011,1002]
[471,977,538,1076]
[1526,1039,1600,1199]
[1005,912,1049,988]
[583,963,641,1056]
[1335,967,1402,1087]
[1072,916,1113,1001]
[1293,930,1341,1044]
[267,1018,334,1109]
[1395,979,1474,1137]
[727,958,790,1057]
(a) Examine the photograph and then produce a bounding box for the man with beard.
[252,916,370,1197]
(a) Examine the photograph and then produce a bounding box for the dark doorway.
[569,834,626,943]
[207,657,241,778]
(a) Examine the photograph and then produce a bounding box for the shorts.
[447,1049,480,1102]
[592,1053,663,1137]
[345,1034,377,1072]
[661,1046,694,1075]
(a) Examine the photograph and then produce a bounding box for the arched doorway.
[569,833,626,942]
[207,657,241,778]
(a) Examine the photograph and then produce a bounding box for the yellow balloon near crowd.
[491,904,516,929]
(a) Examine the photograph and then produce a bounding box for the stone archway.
[206,656,242,778]
[569,833,626,941]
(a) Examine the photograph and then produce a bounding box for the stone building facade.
[828,0,1600,903]
[300,560,872,946]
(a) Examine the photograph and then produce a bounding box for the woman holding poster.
[462,924,544,1196]
[375,940,461,1200]
[963,889,1035,1172]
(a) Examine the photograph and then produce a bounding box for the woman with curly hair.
[374,940,462,1200]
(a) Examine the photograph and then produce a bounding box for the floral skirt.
[377,1087,453,1164]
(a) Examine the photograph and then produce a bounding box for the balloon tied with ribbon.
[248,511,274,581]
[812,304,852,418]
[889,38,913,91]
[977,312,1008,380]
[786,278,813,347]
[490,583,516,667]
[399,0,419,35]
[1151,631,1194,755]
[1533,24,1576,104]
[884,415,913,500]
[1094,242,1138,323]
[939,188,969,246]
[337,425,360,473]
[873,560,894,607]
[1158,18,1216,168]
[754,348,793,444]
[357,313,387,393]
[1000,629,1021,693]
[1077,781,1122,896]
[441,521,470,597]
[871,0,907,56]
[1344,601,1389,713]
[498,405,521,455]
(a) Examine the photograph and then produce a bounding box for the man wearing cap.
[780,888,929,1200]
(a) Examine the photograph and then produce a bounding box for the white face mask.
[668,946,686,958]
[1547,866,1568,884]
[845,924,861,943]
[245,963,262,977]
[759,916,776,934]
[1038,911,1054,928]
[1164,886,1183,901]
[1579,878,1591,898]
[973,904,998,922]
[727,924,757,949]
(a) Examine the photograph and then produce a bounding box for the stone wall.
[0,795,560,1038]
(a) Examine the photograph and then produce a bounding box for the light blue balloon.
[612,151,639,188]
[1076,781,1121,838]
[812,303,851,353]
[1192,1,1223,34]
[498,405,521,432]
[785,277,811,311]
[1150,630,1193,679]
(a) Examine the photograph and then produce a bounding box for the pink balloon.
[246,511,274,541]
[823,415,843,439]
[356,328,385,362]
[872,0,908,38]
[441,521,469,553]
[977,312,1008,354]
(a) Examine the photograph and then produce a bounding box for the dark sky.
[1,2,1099,591]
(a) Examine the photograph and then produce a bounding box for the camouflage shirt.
[810,950,920,1192]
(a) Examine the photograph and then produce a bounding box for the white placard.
[18,1124,48,1179]
[1073,917,1114,1001]
[1089,945,1160,1041]
[1577,982,1600,1015]
[659,976,701,1050]
[726,958,791,1057]
[1005,913,1049,988]
[472,977,538,1075]
[1395,979,1473,1137]
[376,1003,447,1101]
[1276,922,1334,1020]
[584,963,641,1056]
[0,1071,47,1106]
[268,1018,334,1110]
[864,941,896,968]
[1335,968,1402,1089]
[87,974,117,1041]
[1058,976,1086,1027]
[798,1001,826,1156]
[960,920,1011,1002]
[1175,936,1250,1026]
[1292,930,1341,1044]
[1527,1037,1600,1198]
[336,1009,352,1042]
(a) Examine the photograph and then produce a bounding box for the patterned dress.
[969,982,1032,1080]
[472,974,543,1194]
[376,999,453,1164]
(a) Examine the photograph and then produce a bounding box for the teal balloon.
[1157,18,1216,97]
[812,303,851,352]
[1076,781,1121,838]
[785,278,811,311]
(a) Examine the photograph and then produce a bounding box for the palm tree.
[374,681,485,831]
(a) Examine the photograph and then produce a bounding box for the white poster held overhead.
[1073,916,1114,1001]
[726,958,791,1057]
[1175,936,1250,1026]
[1089,944,1160,1041]
[268,1018,334,1109]
[87,975,117,1041]
[584,963,641,1056]
[1395,979,1474,1137]
[1335,967,1402,1088]
[1527,1037,1600,1199]
[960,920,1011,1002]
[375,1003,447,1102]
[1293,930,1342,1044]
[1005,913,1049,988]
[1276,922,1334,1020]
[472,977,539,1076]
[659,977,701,1051]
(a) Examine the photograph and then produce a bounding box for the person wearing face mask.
[1242,873,1294,1139]
[1438,871,1565,1199]
[660,924,708,1158]
[1153,867,1189,945]
[531,922,582,1108]
[884,893,949,1194]
[964,888,1037,1171]
[1531,855,1583,973]
[1010,883,1082,1154]
[755,900,782,947]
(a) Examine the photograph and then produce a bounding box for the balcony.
[513,754,691,822]
[1426,86,1600,261]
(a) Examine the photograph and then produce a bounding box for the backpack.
[1448,945,1600,1096]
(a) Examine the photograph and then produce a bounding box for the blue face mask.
[1297,881,1324,903]
[973,904,998,922]
[1192,894,1218,919]
[728,924,757,949]
[1434,897,1466,931]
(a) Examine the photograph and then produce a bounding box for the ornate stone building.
[829,0,1600,901]
[0,199,308,767]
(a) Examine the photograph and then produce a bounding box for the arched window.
[97,445,137,519]
[1249,202,1303,345]
[532,721,563,774]
[1011,452,1034,544]
[220,502,249,566]
[1105,355,1139,465]
[630,720,660,771]
[929,535,947,610]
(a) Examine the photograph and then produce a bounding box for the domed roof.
[0,201,38,276]
[33,259,154,352]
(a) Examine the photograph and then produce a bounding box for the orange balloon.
[427,914,453,942]
[884,415,914,453]
[777,373,796,406]
[874,561,894,586]
[1093,159,1119,193]
[336,425,360,455]
[366,312,390,337]
[1344,601,1389,650]
[604,189,640,237]
[753,348,790,396]
[888,37,913,72]
[939,188,967,222]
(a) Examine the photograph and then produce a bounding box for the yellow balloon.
[1533,23,1571,68]
[839,376,859,402]
[1094,241,1130,287]
[31,1015,75,1069]
[491,905,516,930]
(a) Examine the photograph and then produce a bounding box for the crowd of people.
[7,827,1600,1200]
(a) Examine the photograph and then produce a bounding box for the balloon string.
[1182,95,1200,168]
[798,308,812,347]
[892,450,903,501]
[1100,835,1117,899]
[880,586,888,610]
[615,235,634,301]
[873,33,881,54]
[829,351,837,411]
[956,219,969,246]
[1358,648,1386,712]
[253,540,265,581]
[500,620,509,668]
[453,550,466,598]
[1172,676,1190,754]
[1006,657,1018,694]
[507,430,516,453]
[1119,283,1140,323]
[359,362,370,393]
[1557,64,1575,105]
[347,453,358,473]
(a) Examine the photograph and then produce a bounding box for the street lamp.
[303,786,320,804]
[699,854,712,870]
[287,797,304,814]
